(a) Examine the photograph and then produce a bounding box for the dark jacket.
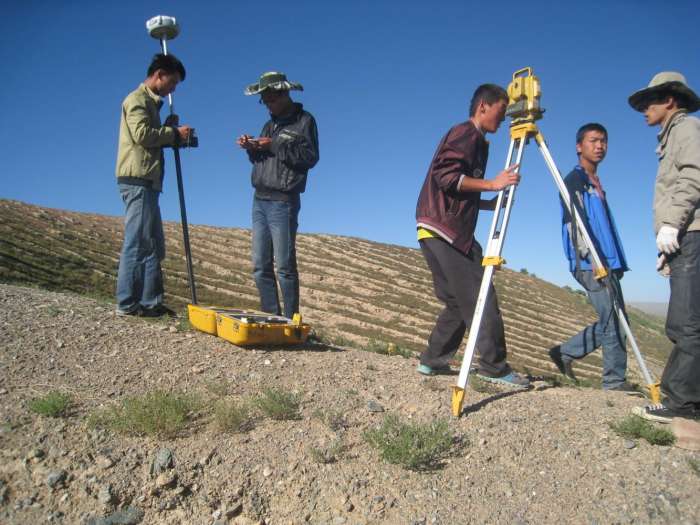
[416,120,489,255]
[560,166,628,273]
[247,103,319,200]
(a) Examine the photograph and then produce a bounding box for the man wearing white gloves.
[628,72,700,423]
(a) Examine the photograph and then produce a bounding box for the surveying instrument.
[450,67,661,417]
[145,15,310,346]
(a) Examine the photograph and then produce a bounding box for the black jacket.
[247,103,319,200]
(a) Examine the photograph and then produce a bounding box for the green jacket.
[115,83,177,191]
[654,110,700,234]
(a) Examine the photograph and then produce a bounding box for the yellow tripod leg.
[451,386,465,417]
[648,382,661,404]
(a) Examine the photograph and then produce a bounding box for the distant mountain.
[0,199,671,382]
[629,302,668,319]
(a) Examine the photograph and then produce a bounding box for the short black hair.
[469,84,508,117]
[147,53,186,81]
[661,90,692,110]
[576,123,607,144]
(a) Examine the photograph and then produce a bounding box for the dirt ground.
[0,284,698,525]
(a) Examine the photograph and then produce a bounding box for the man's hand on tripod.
[490,164,520,190]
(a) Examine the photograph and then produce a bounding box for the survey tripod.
[450,67,661,417]
[145,15,198,305]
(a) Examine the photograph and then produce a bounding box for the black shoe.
[139,305,177,318]
[116,306,141,317]
[606,381,643,396]
[548,346,577,381]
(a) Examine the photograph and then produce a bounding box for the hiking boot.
[548,346,577,381]
[476,371,530,390]
[417,364,457,376]
[606,381,643,396]
[632,403,700,424]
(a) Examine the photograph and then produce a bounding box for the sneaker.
[548,346,577,381]
[606,381,643,396]
[476,371,530,389]
[632,403,700,424]
[417,364,458,376]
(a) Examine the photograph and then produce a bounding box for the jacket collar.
[271,102,303,125]
[140,83,164,108]
[657,109,687,151]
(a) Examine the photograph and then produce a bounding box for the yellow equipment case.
[188,305,311,346]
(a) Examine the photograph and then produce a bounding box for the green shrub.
[309,439,345,464]
[362,339,414,359]
[89,390,198,438]
[254,388,301,420]
[29,391,72,418]
[212,399,253,433]
[364,414,455,471]
[609,415,675,446]
[313,409,348,431]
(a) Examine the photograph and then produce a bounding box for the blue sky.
[1,1,698,303]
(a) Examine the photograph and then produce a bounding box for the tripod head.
[506,67,544,125]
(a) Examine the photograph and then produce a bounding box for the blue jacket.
[560,166,628,273]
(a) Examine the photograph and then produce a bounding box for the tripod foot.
[451,386,465,418]
[648,382,661,404]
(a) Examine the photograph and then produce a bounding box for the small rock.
[0,389,8,395]
[168,326,177,333]
[191,365,205,374]
[264,359,271,365]
[263,466,273,477]
[85,505,145,525]
[332,517,347,525]
[98,484,113,505]
[150,448,174,477]
[226,501,244,518]
[367,400,384,413]
[26,448,45,461]
[155,471,177,489]
[46,470,67,489]
[623,440,637,450]
[96,455,115,470]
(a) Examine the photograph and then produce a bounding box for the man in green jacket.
[628,72,700,423]
[115,53,193,317]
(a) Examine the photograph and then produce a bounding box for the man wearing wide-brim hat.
[236,72,319,319]
[628,71,700,424]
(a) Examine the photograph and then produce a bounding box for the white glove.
[656,225,680,254]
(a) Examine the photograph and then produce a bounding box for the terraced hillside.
[0,199,670,382]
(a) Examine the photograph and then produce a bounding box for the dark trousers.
[419,238,510,377]
[661,231,700,412]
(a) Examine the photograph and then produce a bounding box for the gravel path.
[0,284,698,525]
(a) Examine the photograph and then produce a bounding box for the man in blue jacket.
[549,123,638,393]
[237,72,319,319]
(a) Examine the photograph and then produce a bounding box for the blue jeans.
[251,195,300,318]
[115,184,165,312]
[560,270,627,388]
[661,231,700,411]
